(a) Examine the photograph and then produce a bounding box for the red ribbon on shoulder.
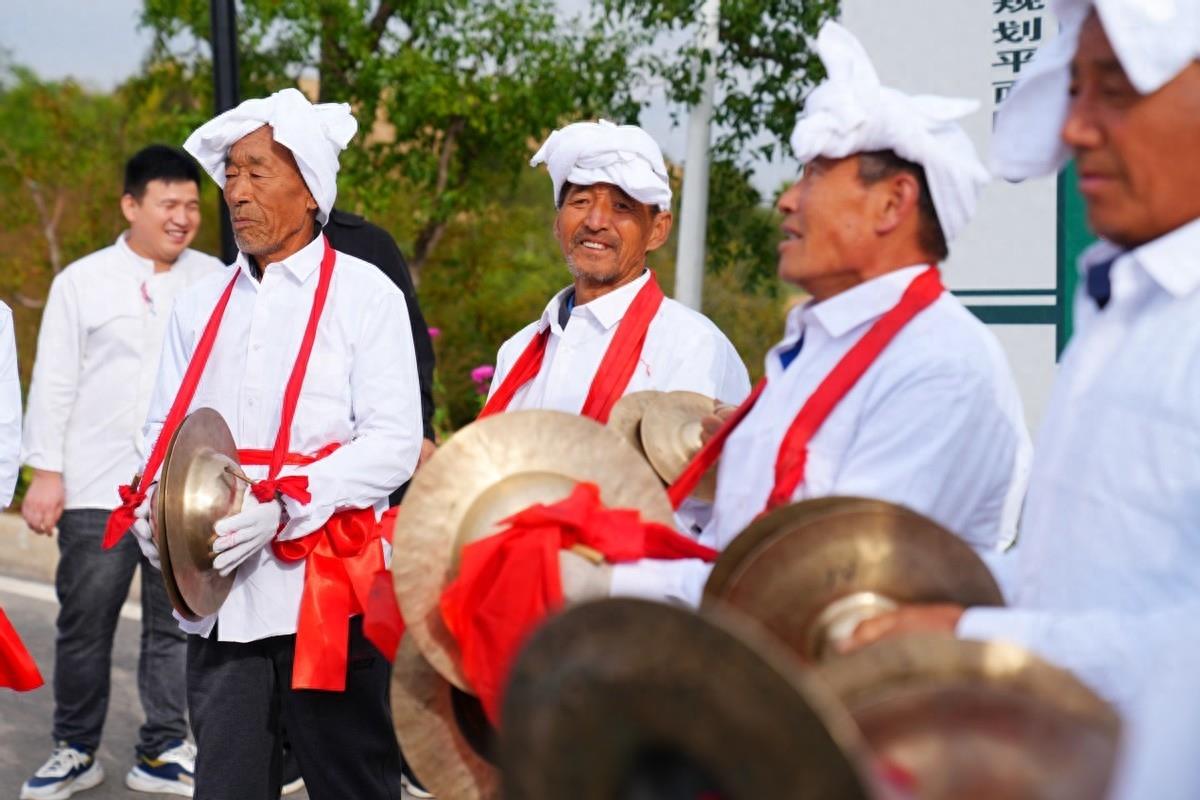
[667,267,945,512]
[0,608,44,692]
[479,273,665,423]
[439,482,717,724]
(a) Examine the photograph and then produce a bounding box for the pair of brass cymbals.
[154,408,246,621]
[608,390,720,501]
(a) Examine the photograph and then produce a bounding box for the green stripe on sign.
[1057,162,1098,354]
[966,305,1058,325]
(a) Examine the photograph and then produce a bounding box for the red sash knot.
[439,482,717,724]
[239,445,404,691]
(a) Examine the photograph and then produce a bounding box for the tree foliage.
[601,0,838,161]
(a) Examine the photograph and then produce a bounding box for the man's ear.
[874,172,921,237]
[645,210,674,252]
[120,193,140,225]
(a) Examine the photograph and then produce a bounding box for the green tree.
[139,0,650,274]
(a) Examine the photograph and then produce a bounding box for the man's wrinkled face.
[775,155,875,291]
[122,179,201,265]
[554,183,672,287]
[223,126,317,258]
[1064,12,1200,247]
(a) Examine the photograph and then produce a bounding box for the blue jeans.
[52,509,188,757]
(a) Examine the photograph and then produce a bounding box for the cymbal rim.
[639,391,718,501]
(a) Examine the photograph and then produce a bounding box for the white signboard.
[840,0,1060,429]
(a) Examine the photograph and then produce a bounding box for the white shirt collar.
[538,269,652,334]
[1078,216,1200,305]
[115,232,157,277]
[234,232,325,285]
[803,264,932,339]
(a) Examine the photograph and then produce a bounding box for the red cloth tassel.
[272,508,404,690]
[0,608,44,692]
[439,482,717,724]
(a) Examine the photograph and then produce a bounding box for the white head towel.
[992,0,1200,181]
[789,21,991,243]
[530,119,672,211]
[183,87,357,225]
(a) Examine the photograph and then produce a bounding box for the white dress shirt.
[958,217,1200,715]
[489,270,751,534]
[489,270,750,411]
[21,234,223,509]
[144,234,422,642]
[0,302,21,508]
[612,265,1032,604]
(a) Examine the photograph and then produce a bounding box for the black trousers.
[187,617,404,800]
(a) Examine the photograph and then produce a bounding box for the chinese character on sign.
[994,48,1038,74]
[993,0,1045,12]
[994,17,1043,43]
[992,81,1017,104]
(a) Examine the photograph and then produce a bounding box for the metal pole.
[210,0,240,263]
[673,0,721,311]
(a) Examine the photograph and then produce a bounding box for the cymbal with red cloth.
[392,410,676,692]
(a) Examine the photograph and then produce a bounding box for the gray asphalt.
[0,575,315,799]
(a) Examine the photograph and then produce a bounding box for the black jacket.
[324,209,435,505]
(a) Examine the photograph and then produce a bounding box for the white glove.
[212,491,282,577]
[132,487,161,570]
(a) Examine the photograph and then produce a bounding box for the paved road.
[0,571,311,799]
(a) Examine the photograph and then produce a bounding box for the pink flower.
[470,364,495,385]
[427,326,441,339]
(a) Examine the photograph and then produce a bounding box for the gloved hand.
[212,490,282,578]
[131,487,161,570]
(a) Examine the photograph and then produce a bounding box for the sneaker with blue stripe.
[20,742,104,800]
[124,739,196,797]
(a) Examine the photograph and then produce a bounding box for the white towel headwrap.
[183,88,357,225]
[789,22,990,244]
[530,120,672,211]
[992,0,1200,181]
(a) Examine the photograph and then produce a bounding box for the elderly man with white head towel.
[483,119,750,528]
[606,21,1032,606]
[119,88,422,799]
[844,2,1200,797]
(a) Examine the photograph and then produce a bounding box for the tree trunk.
[408,115,467,279]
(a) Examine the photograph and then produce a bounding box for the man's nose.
[1061,92,1104,152]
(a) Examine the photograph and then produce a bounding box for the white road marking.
[0,574,142,622]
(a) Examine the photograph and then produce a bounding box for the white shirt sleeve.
[831,363,1019,552]
[21,273,81,473]
[609,558,713,607]
[957,603,1198,715]
[277,288,422,538]
[0,304,22,507]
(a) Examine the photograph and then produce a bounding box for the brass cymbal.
[639,390,718,501]
[152,481,195,621]
[701,498,1004,661]
[606,390,662,461]
[704,496,882,600]
[157,408,245,621]
[392,410,676,692]
[501,598,874,800]
[820,636,1121,800]
[391,635,499,800]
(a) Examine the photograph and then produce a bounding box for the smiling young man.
[483,120,749,502]
[19,145,222,799]
[840,3,1200,795]
[606,22,1031,606]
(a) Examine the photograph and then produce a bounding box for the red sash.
[478,273,665,423]
[0,608,43,692]
[439,482,718,724]
[668,267,944,511]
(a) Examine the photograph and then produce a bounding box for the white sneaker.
[124,739,196,796]
[20,743,105,800]
[402,771,436,799]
